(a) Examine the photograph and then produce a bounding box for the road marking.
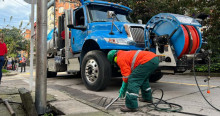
[159,81,217,88]
[19,72,36,75]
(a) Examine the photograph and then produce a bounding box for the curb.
[176,72,220,77]
[2,73,18,76]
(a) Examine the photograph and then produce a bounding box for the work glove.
[119,82,128,98]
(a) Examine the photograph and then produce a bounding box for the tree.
[0,27,30,58]
[109,0,185,23]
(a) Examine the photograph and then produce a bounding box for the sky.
[0,0,35,30]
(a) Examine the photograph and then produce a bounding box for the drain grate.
[48,85,125,109]
[93,97,125,109]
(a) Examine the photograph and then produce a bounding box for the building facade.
[47,0,80,34]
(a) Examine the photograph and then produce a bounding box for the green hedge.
[2,69,9,73]
[195,56,220,72]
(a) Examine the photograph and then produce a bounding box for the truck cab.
[70,1,145,53]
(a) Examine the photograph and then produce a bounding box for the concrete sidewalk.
[47,87,120,116]
[0,73,121,116]
[0,87,118,116]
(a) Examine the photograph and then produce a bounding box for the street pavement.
[1,67,220,116]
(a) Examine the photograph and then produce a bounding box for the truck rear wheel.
[81,50,111,91]
[47,69,57,78]
[149,70,163,82]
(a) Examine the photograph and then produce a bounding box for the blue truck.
[47,0,203,91]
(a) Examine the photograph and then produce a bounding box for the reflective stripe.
[123,76,128,78]
[126,92,139,97]
[131,50,141,71]
[145,87,151,92]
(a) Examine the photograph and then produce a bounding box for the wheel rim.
[85,59,99,84]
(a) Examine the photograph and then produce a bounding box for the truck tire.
[81,50,111,91]
[149,70,163,82]
[47,70,57,78]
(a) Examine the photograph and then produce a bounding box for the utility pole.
[29,0,35,92]
[24,0,36,93]
[53,0,56,49]
[35,0,47,114]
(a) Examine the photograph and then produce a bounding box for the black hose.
[193,53,220,111]
[147,89,183,112]
[147,89,209,116]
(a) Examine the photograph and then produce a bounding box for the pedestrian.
[15,58,19,71]
[3,58,7,69]
[0,33,8,84]
[12,58,15,71]
[7,57,12,70]
[21,56,26,72]
[107,50,159,112]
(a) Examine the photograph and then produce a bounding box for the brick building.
[47,0,80,34]
[23,29,31,40]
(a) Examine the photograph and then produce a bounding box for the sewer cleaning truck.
[46,0,203,91]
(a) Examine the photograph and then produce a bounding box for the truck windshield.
[87,5,131,23]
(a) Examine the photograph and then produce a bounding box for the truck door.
[71,7,87,53]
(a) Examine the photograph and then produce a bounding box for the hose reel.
[145,13,202,59]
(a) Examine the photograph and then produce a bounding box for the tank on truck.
[47,0,78,55]
[47,0,56,52]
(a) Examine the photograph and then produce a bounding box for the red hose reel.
[178,25,201,59]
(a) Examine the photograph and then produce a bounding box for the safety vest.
[116,50,157,82]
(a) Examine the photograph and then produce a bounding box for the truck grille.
[130,26,145,47]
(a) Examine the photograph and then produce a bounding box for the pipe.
[35,0,47,114]
[4,99,15,116]
[105,96,119,109]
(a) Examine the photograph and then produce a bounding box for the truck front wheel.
[81,50,111,91]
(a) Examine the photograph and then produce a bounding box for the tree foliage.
[0,28,30,58]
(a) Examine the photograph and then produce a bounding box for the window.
[75,8,85,26]
[87,5,131,23]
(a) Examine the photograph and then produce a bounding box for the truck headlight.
[104,38,135,45]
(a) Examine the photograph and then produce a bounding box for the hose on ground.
[147,89,183,112]
[193,53,220,112]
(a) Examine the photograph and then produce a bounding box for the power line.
[0,19,29,22]
[0,17,27,20]
[0,19,22,23]
[12,0,30,10]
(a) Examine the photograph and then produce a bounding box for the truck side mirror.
[107,11,115,19]
[67,9,74,26]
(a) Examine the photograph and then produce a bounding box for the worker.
[107,50,159,112]
[21,56,26,72]
[0,33,7,85]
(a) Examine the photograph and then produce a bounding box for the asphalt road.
[47,72,220,116]
[3,71,220,116]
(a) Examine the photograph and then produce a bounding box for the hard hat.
[107,50,118,64]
